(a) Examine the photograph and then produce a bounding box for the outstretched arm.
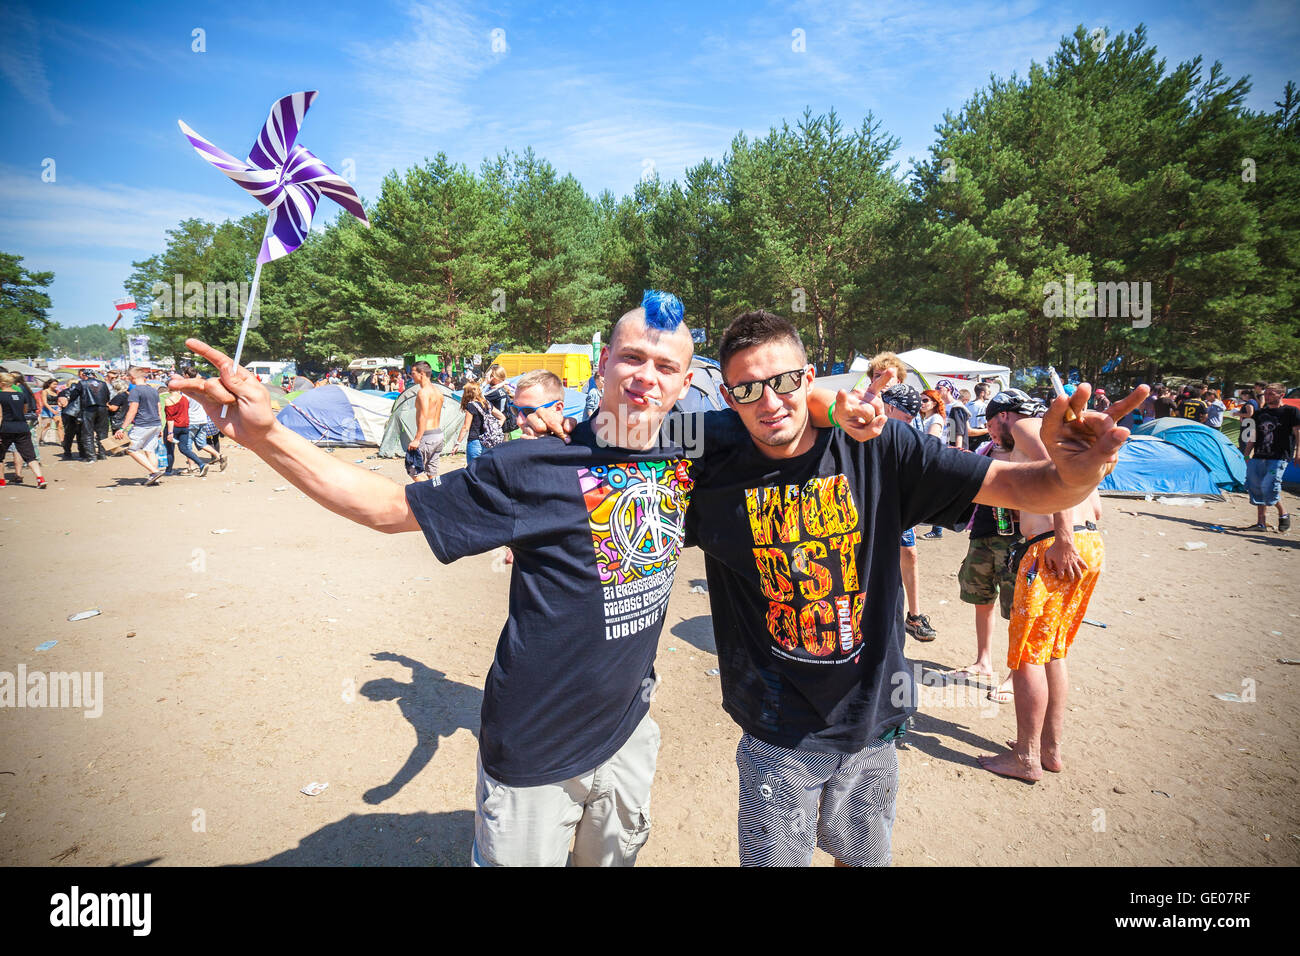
[974,383,1147,514]
[169,339,419,534]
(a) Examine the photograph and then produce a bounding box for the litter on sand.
[1181,541,1207,551]
[706,668,720,676]
[211,528,234,535]
[66,609,101,622]
[1156,496,1204,507]
[689,585,707,594]
[300,782,329,796]
[35,640,58,652]
[1082,618,1107,628]
[1213,693,1245,702]
[1277,659,1300,665]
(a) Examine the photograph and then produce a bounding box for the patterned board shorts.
[958,535,1019,619]
[1007,531,1104,669]
[736,733,898,867]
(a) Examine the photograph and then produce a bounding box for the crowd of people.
[161,291,1157,868]
[4,307,1294,867]
[1,365,226,487]
[280,363,487,393]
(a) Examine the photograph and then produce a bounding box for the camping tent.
[1134,418,1246,493]
[849,348,1010,393]
[378,384,467,458]
[672,357,727,414]
[260,381,294,410]
[1099,435,1223,498]
[1,360,47,379]
[276,385,394,446]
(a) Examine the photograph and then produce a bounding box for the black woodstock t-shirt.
[1252,404,1300,460]
[687,417,991,753]
[406,421,701,787]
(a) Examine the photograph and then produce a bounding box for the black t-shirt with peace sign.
[406,421,704,786]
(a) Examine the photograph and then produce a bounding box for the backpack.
[479,401,505,448]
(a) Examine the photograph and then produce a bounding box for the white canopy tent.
[847,347,1010,394]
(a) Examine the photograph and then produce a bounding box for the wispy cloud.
[0,5,67,124]
[346,0,505,191]
[0,164,255,323]
[0,166,251,254]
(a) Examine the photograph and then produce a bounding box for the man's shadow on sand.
[247,810,477,866]
[359,651,482,806]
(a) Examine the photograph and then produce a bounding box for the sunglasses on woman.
[723,367,808,405]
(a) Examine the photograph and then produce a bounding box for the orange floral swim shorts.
[1007,531,1104,669]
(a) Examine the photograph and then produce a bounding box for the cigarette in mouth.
[647,397,662,407]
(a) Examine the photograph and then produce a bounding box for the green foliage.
[45,322,123,359]
[76,22,1295,386]
[0,253,54,357]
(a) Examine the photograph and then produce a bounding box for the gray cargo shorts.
[471,713,660,867]
[406,429,443,480]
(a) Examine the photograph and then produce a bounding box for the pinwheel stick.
[221,216,271,419]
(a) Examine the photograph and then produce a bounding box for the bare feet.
[1006,740,1063,772]
[978,749,1043,782]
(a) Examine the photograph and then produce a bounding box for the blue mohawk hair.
[641,289,684,331]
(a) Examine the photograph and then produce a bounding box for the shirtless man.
[977,389,1105,782]
[405,361,445,484]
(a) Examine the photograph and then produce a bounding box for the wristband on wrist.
[828,401,842,430]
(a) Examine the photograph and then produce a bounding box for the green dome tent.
[378,384,466,458]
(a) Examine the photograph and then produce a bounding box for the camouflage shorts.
[958,535,1019,619]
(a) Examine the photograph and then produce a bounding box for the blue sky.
[1,0,1296,329]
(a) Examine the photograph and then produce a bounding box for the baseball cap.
[881,383,922,417]
[985,388,1048,419]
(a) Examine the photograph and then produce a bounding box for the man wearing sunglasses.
[684,310,1146,866]
[166,292,877,868]
[510,370,568,439]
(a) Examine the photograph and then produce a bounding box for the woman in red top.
[164,389,212,475]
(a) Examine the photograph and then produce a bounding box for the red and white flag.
[114,296,136,311]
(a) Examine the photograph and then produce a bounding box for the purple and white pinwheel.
[178,91,369,263]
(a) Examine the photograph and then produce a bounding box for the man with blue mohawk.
[170,291,854,867]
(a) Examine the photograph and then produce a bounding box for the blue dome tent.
[1133,418,1246,493]
[1099,435,1223,499]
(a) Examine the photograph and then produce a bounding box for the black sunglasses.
[723,367,808,405]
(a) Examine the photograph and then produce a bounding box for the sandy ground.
[1,438,1297,867]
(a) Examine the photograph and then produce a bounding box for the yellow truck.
[492,352,592,387]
